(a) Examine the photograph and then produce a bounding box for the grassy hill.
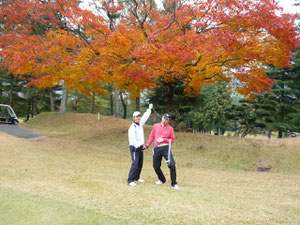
[0,112,299,224]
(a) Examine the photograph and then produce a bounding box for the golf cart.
[0,104,19,125]
[291,132,299,137]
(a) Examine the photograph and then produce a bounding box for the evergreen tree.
[226,92,277,138]
[267,45,300,138]
[253,92,278,138]
[285,45,300,133]
[190,82,232,134]
[0,70,24,109]
[0,69,62,119]
[147,79,196,130]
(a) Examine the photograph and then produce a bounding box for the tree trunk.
[135,97,140,112]
[24,103,31,122]
[9,75,13,107]
[186,113,191,128]
[165,83,174,113]
[278,80,285,139]
[59,86,68,114]
[241,127,249,138]
[0,82,2,104]
[49,88,55,112]
[165,83,180,129]
[114,87,119,117]
[32,94,38,116]
[120,92,127,119]
[31,97,34,118]
[91,94,95,114]
[278,130,283,139]
[110,93,114,116]
[268,129,272,139]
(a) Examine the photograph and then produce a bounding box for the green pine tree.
[190,82,232,134]
[228,91,289,138]
[267,45,300,138]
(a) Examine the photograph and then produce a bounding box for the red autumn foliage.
[0,0,298,99]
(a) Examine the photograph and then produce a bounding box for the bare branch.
[185,55,203,67]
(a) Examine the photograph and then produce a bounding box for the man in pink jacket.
[145,113,179,190]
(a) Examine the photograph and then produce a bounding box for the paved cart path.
[0,124,44,139]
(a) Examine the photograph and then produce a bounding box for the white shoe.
[128,182,136,187]
[156,180,164,184]
[173,184,180,190]
[137,179,145,183]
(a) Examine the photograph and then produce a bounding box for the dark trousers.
[128,146,143,183]
[153,145,177,186]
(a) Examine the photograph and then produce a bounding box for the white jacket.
[128,109,151,148]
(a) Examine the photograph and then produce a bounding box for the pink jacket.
[146,123,175,147]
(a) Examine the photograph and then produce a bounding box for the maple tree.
[0,0,298,114]
[0,0,109,99]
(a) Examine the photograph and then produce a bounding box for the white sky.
[278,0,299,14]
[154,0,299,14]
[81,0,299,15]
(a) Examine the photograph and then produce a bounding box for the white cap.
[133,111,142,117]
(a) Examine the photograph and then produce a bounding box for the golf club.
[145,99,161,119]
[165,139,171,164]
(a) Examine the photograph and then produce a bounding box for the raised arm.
[140,108,151,126]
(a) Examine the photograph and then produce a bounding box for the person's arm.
[170,126,175,144]
[140,108,151,126]
[128,124,139,148]
[146,124,156,147]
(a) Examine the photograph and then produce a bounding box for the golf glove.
[149,104,153,110]
[136,145,143,152]
[156,137,164,143]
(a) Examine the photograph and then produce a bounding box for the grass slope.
[0,112,299,225]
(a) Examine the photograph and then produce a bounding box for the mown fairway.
[0,113,299,225]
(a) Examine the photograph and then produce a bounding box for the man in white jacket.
[127,103,153,187]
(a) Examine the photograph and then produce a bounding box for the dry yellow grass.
[0,112,299,224]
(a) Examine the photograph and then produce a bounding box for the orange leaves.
[0,0,298,99]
